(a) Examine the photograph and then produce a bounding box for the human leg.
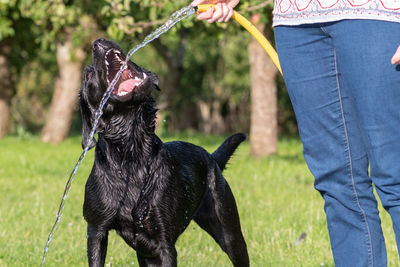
[328,19,400,254]
[275,23,387,266]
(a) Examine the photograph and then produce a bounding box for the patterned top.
[272,0,400,26]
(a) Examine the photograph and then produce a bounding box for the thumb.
[228,0,240,8]
[191,0,205,6]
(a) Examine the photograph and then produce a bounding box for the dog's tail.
[212,133,247,171]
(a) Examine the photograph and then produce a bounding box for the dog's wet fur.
[80,38,249,267]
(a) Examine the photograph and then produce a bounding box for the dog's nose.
[92,38,106,51]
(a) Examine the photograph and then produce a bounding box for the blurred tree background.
[0,0,297,157]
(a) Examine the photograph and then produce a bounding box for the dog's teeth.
[119,91,128,96]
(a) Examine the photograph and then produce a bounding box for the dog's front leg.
[87,225,109,267]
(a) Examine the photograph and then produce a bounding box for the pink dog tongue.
[119,79,138,94]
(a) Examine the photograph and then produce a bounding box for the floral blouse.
[273,0,400,26]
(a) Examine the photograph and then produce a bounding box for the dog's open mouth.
[105,49,146,99]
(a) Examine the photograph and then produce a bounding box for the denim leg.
[327,20,400,255]
[275,24,387,266]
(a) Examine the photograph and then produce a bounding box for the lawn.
[0,134,398,266]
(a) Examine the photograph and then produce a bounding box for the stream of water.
[40,6,196,266]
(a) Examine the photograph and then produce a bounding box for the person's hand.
[391,45,400,65]
[191,0,239,23]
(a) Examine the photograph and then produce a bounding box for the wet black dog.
[80,38,249,267]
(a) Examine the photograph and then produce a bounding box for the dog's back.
[165,133,246,168]
[163,133,247,191]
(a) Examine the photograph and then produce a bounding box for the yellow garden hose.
[196,4,282,74]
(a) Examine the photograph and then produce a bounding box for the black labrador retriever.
[80,38,249,267]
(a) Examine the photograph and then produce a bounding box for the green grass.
[0,134,398,266]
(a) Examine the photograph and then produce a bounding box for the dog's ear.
[80,66,97,150]
[80,97,97,150]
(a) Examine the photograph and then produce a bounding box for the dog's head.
[80,38,160,149]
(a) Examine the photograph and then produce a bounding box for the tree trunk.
[248,21,278,157]
[198,99,226,134]
[40,33,86,143]
[0,41,13,138]
[198,100,212,133]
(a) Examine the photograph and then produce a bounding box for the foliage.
[0,0,41,73]
[238,0,274,23]
[11,53,58,134]
[2,0,297,136]
[19,0,97,50]
[0,0,18,40]
[98,0,195,40]
[1,135,399,265]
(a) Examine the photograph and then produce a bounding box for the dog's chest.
[84,173,144,226]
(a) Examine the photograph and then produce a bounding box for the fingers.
[194,2,235,23]
[210,3,223,23]
[196,6,214,20]
[391,45,400,65]
[227,0,240,8]
[224,4,234,22]
[191,0,206,6]
[217,3,229,22]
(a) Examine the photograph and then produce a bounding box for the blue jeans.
[275,20,400,266]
